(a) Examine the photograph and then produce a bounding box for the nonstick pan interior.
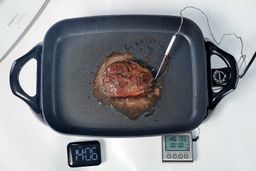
[41,16,208,135]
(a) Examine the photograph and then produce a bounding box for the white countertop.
[1,0,256,170]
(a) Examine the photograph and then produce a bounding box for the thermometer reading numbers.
[162,133,193,162]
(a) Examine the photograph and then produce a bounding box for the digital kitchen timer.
[162,133,193,162]
[67,141,101,167]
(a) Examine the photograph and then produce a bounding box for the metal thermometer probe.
[155,35,177,79]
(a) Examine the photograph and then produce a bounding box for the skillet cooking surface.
[42,15,208,136]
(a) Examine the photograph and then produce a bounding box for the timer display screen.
[165,135,190,151]
[67,141,101,167]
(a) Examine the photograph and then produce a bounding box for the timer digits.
[75,146,98,161]
[67,141,101,167]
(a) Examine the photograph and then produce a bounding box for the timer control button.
[172,154,177,159]
[178,154,183,159]
[184,154,189,159]
[167,154,172,159]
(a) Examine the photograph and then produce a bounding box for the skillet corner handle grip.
[9,44,42,114]
[205,41,238,110]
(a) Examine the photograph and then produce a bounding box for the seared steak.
[93,53,162,120]
[102,56,153,98]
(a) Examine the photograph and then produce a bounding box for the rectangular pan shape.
[40,15,208,136]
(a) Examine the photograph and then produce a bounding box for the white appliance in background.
[0,0,49,61]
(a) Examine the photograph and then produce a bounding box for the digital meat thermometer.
[162,132,193,162]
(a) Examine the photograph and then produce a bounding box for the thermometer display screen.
[165,135,190,151]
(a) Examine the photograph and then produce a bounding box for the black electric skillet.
[10,15,240,136]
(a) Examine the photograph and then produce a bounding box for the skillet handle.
[205,41,238,110]
[10,44,42,114]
